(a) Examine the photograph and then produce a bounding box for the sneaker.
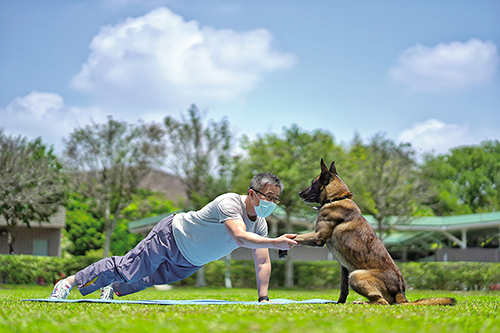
[49,279,73,299]
[100,284,114,300]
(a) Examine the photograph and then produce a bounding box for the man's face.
[251,184,281,205]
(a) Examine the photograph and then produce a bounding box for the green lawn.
[1,284,499,333]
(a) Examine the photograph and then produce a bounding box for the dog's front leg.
[279,221,334,259]
[294,220,334,247]
[337,265,349,303]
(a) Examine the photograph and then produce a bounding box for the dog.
[280,159,456,306]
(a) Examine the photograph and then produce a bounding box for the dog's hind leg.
[337,265,349,303]
[349,270,391,305]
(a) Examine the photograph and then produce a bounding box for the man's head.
[248,173,283,218]
[249,172,284,196]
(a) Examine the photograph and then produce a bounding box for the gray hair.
[249,172,284,194]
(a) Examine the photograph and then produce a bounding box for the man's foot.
[100,284,114,300]
[49,279,73,299]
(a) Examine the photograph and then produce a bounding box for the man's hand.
[275,234,297,250]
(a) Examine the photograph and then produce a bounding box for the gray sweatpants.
[75,215,201,296]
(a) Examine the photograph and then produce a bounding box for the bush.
[0,254,101,285]
[1,254,499,291]
[399,262,500,291]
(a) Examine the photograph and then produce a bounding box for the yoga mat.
[23,298,337,305]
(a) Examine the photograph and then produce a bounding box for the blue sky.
[1,0,499,156]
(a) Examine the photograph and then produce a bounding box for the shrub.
[0,254,101,285]
[1,254,499,291]
[398,262,500,291]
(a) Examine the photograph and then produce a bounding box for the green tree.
[235,124,343,287]
[163,104,233,210]
[111,189,179,256]
[63,116,166,258]
[0,129,66,254]
[421,140,500,215]
[163,104,234,286]
[64,192,105,256]
[344,133,429,240]
[64,189,179,256]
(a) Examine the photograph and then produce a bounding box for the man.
[50,172,297,303]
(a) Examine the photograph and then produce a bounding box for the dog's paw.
[278,250,288,259]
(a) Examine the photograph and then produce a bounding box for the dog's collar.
[321,195,351,207]
[311,195,351,210]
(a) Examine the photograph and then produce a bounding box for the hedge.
[1,254,499,291]
[0,254,101,286]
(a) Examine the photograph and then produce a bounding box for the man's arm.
[224,219,297,250]
[253,248,271,302]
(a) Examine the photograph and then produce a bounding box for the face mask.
[254,196,277,218]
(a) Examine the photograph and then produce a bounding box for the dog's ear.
[320,158,333,183]
[329,161,338,175]
[320,158,329,174]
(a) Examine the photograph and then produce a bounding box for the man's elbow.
[233,235,246,247]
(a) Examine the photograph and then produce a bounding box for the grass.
[1,284,499,333]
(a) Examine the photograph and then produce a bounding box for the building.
[0,207,66,257]
[376,212,500,262]
[128,210,500,262]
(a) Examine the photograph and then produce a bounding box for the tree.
[64,192,105,256]
[421,140,500,215]
[235,124,343,287]
[64,189,179,256]
[111,189,179,256]
[344,133,429,240]
[163,104,234,286]
[63,116,166,258]
[0,129,66,254]
[164,104,233,210]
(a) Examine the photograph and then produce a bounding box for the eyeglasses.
[252,189,281,204]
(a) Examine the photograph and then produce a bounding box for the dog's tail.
[400,297,456,306]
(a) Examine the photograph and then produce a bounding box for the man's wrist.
[258,296,269,302]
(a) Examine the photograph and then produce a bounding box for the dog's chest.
[326,240,356,272]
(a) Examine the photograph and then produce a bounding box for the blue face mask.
[254,196,277,218]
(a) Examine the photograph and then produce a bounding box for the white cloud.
[398,119,474,154]
[389,39,499,92]
[0,91,105,153]
[70,7,296,111]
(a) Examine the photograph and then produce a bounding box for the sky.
[1,0,499,157]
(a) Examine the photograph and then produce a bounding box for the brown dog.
[284,159,456,305]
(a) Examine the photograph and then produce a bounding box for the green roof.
[128,210,183,233]
[364,211,500,231]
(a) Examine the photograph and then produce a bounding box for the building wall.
[0,227,62,256]
[231,246,334,261]
[436,248,500,262]
[0,207,66,257]
[233,246,500,263]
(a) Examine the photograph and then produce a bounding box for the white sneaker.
[49,279,73,299]
[100,284,114,300]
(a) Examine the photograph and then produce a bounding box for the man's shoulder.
[215,192,243,204]
[215,193,246,219]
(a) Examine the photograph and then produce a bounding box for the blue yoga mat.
[23,298,337,305]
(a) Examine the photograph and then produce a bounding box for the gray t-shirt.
[172,193,268,266]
